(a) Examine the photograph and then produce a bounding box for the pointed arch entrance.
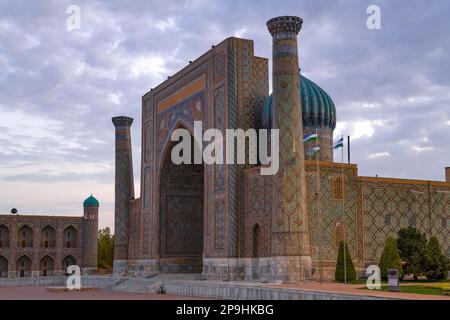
[40,255,55,277]
[252,224,261,258]
[0,256,8,278]
[62,255,77,275]
[17,255,32,278]
[159,127,204,273]
[251,223,261,280]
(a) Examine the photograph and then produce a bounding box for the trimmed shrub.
[379,236,404,280]
[425,236,449,280]
[397,227,427,280]
[335,240,356,282]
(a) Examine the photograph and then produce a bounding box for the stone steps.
[111,276,161,294]
[46,286,98,292]
[110,274,204,294]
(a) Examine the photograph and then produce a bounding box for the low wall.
[0,276,64,287]
[79,276,122,288]
[0,276,402,300]
[163,280,391,300]
[0,276,121,288]
[203,257,312,282]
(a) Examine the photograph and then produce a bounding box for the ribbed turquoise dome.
[83,195,99,207]
[262,75,336,130]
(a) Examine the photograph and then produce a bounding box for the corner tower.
[82,194,99,273]
[112,116,134,274]
[267,16,312,281]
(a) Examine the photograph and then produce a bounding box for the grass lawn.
[376,284,449,296]
[334,278,450,296]
[357,281,450,296]
[341,279,449,286]
[338,279,387,285]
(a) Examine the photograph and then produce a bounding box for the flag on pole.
[307,145,320,156]
[303,132,318,143]
[333,137,344,149]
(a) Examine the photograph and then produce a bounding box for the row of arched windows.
[0,224,78,249]
[0,254,76,278]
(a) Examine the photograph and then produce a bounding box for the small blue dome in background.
[83,194,99,207]
[262,75,336,130]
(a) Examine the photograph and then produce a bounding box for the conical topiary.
[379,236,404,280]
[425,236,449,280]
[335,240,356,282]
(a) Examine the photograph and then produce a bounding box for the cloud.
[0,0,449,230]
[155,17,177,31]
[412,145,435,153]
[369,152,390,159]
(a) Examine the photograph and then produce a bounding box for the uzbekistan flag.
[307,145,320,155]
[333,137,344,149]
[303,132,318,143]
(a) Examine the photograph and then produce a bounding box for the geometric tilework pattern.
[156,91,204,169]
[243,170,271,258]
[269,19,310,257]
[112,117,134,261]
[362,182,450,261]
[306,164,359,263]
[160,154,203,263]
[252,57,269,130]
[214,87,225,194]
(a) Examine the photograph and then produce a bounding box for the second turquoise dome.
[262,75,336,130]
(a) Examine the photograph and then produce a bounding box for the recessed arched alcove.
[158,127,204,273]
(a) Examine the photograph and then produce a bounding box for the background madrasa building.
[0,196,99,278]
[112,16,450,282]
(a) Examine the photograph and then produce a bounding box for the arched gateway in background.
[112,16,450,283]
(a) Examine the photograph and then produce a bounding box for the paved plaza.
[0,280,449,300]
[0,286,203,300]
[265,282,450,301]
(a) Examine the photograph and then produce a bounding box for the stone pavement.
[1,275,448,300]
[163,278,450,300]
[263,282,450,300]
[0,286,203,300]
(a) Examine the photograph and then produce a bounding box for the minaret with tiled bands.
[82,195,99,274]
[267,16,312,281]
[112,116,134,274]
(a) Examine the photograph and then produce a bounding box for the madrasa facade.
[0,195,99,278]
[112,16,450,282]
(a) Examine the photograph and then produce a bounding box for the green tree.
[335,240,356,282]
[397,227,427,280]
[379,236,404,280]
[424,236,449,280]
[98,227,114,270]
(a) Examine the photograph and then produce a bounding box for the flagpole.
[341,135,347,284]
[316,128,323,283]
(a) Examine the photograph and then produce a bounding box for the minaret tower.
[112,116,134,275]
[82,194,99,274]
[267,16,311,281]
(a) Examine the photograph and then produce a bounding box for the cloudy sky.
[0,0,449,230]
